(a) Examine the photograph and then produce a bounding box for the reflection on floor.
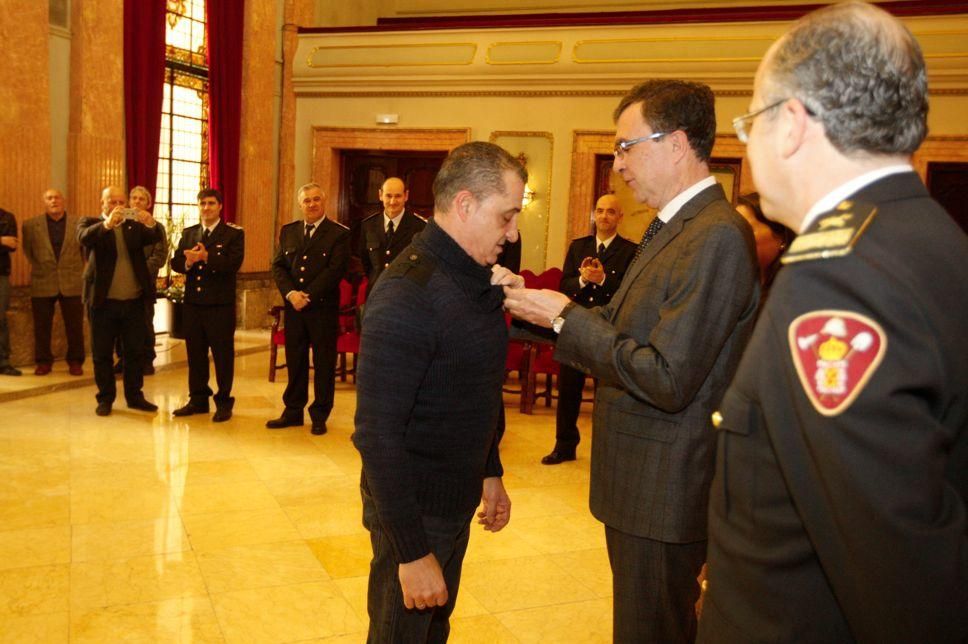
[0,334,611,642]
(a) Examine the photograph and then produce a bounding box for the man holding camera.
[78,185,163,416]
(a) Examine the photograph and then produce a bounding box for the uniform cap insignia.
[788,310,887,416]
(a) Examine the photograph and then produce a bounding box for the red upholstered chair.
[268,305,287,382]
[529,341,560,408]
[336,277,367,382]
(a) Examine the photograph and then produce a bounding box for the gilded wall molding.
[488,131,555,269]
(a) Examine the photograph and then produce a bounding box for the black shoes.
[0,366,22,376]
[311,421,327,436]
[541,451,577,465]
[95,402,112,416]
[173,403,209,417]
[127,398,159,412]
[212,408,232,423]
[266,415,303,429]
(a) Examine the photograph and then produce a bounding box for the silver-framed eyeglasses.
[613,131,671,158]
[732,99,787,144]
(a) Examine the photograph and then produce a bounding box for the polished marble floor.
[0,334,611,642]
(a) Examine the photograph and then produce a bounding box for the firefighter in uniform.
[358,177,425,296]
[170,188,244,422]
[541,193,636,465]
[267,182,350,435]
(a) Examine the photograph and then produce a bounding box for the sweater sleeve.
[352,276,437,563]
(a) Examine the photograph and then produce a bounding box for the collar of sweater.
[417,218,504,311]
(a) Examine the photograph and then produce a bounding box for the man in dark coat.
[267,182,349,435]
[170,188,244,422]
[503,80,759,643]
[698,4,968,642]
[78,186,163,416]
[358,176,425,295]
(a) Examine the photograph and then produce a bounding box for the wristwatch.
[551,302,576,334]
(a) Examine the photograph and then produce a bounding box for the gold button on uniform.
[711,411,723,428]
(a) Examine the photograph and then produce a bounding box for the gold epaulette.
[333,220,349,230]
[781,200,877,265]
[226,222,243,229]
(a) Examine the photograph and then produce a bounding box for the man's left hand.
[490,265,524,289]
[477,476,511,532]
[503,287,571,328]
[135,209,156,228]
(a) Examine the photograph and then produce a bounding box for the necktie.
[201,228,211,244]
[304,223,315,244]
[633,217,665,261]
[385,219,395,245]
[597,242,606,258]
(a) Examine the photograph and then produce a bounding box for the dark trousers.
[0,275,10,367]
[183,302,235,409]
[115,298,157,363]
[605,524,707,644]
[553,363,588,453]
[90,298,146,405]
[362,489,473,644]
[282,306,337,423]
[31,294,85,365]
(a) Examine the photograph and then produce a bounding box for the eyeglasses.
[732,99,787,144]
[613,131,671,158]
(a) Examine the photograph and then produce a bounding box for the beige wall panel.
[0,0,52,287]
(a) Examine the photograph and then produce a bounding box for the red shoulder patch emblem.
[788,310,887,417]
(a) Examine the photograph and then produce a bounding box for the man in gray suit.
[22,189,86,376]
[503,80,759,642]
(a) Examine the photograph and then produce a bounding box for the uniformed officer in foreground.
[267,182,349,435]
[699,3,968,642]
[541,193,636,465]
[170,188,244,422]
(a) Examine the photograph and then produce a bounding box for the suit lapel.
[606,184,727,318]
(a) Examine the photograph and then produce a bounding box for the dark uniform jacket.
[699,172,968,643]
[559,234,637,308]
[272,218,349,316]
[170,220,244,306]
[77,216,163,307]
[359,210,425,293]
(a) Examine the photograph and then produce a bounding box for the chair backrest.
[338,279,354,308]
[520,269,539,289]
[535,267,563,291]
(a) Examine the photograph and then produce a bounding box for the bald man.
[78,186,162,416]
[358,177,426,295]
[541,194,637,465]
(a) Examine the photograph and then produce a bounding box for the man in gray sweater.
[353,142,525,643]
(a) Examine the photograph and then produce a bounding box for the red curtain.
[123,0,167,199]
[206,0,244,223]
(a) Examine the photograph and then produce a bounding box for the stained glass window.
[156,0,208,234]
